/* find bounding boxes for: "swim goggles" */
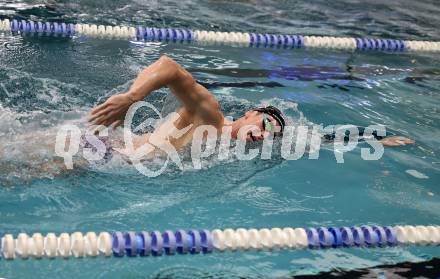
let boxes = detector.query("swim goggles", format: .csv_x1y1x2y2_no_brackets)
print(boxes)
262,113,275,132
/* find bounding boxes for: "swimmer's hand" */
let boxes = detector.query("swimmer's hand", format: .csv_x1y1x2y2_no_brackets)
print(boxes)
379,136,415,147
88,93,135,129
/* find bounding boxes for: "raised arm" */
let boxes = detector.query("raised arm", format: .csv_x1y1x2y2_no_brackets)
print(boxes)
89,55,202,128
128,55,199,106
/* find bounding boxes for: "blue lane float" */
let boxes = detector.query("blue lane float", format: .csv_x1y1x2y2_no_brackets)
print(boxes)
103,229,213,259
1,18,439,52
0,225,439,260
328,227,343,248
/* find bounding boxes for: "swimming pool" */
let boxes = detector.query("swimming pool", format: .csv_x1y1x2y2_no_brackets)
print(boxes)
1,0,440,277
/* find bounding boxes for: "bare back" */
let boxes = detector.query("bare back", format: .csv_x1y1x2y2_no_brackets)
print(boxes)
134,83,224,151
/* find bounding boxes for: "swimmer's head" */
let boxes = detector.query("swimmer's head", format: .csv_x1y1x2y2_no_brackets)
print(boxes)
232,105,285,142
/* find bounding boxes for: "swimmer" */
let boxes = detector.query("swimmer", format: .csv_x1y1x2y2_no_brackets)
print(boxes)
0,56,415,182
89,55,414,154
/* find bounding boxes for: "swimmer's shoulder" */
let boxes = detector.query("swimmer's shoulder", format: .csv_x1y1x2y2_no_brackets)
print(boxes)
196,92,224,128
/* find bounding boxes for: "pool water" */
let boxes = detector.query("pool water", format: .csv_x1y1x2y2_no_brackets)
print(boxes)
1,0,440,278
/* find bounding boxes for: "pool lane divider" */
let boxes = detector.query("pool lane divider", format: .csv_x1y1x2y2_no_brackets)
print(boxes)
1,225,440,260
0,19,440,52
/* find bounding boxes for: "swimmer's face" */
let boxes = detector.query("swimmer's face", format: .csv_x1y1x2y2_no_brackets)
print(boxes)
236,110,280,142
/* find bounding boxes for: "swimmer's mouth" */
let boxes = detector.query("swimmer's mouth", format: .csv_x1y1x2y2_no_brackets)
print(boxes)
247,132,257,142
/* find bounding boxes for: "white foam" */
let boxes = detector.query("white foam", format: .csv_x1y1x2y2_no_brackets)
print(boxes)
0,104,22,137
405,169,429,179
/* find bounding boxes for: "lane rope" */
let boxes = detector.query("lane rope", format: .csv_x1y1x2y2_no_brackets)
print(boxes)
1,19,440,52
1,225,440,260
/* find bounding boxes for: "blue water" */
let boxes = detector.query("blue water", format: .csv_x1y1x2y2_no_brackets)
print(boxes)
1,0,440,278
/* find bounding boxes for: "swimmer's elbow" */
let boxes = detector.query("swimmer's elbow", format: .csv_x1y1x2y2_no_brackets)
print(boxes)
159,55,175,67
159,55,183,76
159,57,194,87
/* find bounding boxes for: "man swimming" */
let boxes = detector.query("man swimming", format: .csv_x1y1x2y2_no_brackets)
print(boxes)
0,56,416,183
89,55,414,154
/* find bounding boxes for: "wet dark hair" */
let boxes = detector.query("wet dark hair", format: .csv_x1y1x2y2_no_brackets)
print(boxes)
253,105,286,133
